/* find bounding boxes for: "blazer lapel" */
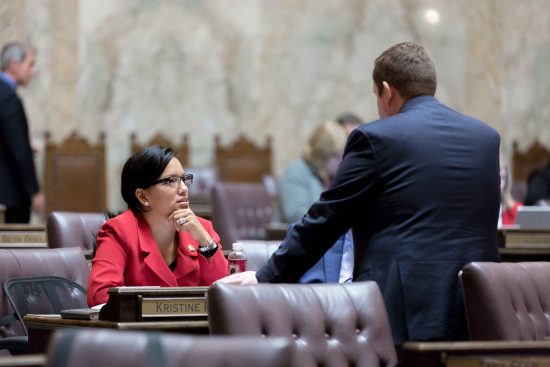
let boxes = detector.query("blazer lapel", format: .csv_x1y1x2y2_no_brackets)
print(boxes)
136,213,178,286
174,231,199,283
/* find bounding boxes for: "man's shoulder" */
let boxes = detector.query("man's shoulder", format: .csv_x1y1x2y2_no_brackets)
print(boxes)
0,79,19,105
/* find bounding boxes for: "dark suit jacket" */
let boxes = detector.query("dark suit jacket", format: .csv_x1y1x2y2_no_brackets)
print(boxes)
0,78,39,218
256,95,501,345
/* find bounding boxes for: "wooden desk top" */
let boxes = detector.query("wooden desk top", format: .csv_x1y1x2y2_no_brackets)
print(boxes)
404,340,550,352
0,224,45,231
24,314,209,332
402,340,550,367
0,354,46,367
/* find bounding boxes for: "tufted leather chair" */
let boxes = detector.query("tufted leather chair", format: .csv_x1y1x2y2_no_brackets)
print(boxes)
46,211,107,251
46,329,292,367
0,248,89,354
461,262,550,340
211,182,273,248
208,282,397,367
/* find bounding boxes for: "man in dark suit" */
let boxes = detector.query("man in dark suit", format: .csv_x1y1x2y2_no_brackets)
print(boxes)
219,42,500,345
0,41,44,223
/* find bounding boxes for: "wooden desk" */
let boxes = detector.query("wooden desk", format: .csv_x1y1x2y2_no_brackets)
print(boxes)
497,228,550,262
0,224,47,249
498,227,550,248
0,354,46,367
401,340,550,367
25,314,209,353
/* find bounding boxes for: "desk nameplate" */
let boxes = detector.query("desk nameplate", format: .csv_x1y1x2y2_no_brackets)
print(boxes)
99,286,209,322
141,297,207,318
0,232,47,244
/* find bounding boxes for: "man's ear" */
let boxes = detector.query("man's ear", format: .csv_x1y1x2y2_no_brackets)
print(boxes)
382,81,393,100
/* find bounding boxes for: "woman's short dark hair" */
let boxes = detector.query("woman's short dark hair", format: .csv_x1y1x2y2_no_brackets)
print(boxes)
121,146,175,211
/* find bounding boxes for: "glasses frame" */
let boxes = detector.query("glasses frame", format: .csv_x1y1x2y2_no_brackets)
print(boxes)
151,174,193,189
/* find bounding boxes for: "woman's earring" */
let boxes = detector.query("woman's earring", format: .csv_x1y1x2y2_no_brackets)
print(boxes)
144,202,149,207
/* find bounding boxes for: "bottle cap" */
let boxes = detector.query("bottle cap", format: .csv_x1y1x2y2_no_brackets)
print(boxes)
232,242,243,251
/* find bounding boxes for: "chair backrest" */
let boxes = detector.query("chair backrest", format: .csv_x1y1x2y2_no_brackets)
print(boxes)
46,329,292,367
44,131,106,215
131,132,190,168
208,282,397,367
0,248,88,339
3,276,87,336
512,141,550,202
211,182,273,248
46,211,107,251
214,135,272,182
461,262,550,340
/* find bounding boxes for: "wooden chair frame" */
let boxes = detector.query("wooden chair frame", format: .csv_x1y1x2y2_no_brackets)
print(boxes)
44,131,106,214
130,132,190,168
214,135,272,182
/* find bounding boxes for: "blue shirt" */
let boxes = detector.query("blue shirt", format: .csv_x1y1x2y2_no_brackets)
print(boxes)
0,72,17,91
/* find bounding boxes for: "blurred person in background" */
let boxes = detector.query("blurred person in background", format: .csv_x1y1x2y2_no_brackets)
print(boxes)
0,41,44,223
279,120,353,283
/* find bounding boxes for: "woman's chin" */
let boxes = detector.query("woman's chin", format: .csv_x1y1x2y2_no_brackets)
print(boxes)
176,201,189,209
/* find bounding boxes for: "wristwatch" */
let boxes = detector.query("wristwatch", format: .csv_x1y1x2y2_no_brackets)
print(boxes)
198,240,218,258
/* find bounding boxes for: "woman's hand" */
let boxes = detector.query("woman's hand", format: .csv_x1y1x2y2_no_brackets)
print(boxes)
171,208,211,244
215,271,258,285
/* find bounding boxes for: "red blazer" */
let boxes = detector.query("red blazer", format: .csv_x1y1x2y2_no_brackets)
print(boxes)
88,209,228,306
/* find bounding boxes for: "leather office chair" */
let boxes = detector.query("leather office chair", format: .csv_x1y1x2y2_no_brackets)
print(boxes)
44,131,106,215
461,262,550,340
46,211,107,252
214,135,272,182
46,329,292,367
211,182,273,248
0,248,89,355
208,282,397,367
131,132,190,168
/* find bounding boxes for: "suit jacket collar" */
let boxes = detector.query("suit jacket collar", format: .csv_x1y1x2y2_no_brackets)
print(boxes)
134,210,198,285
399,95,438,113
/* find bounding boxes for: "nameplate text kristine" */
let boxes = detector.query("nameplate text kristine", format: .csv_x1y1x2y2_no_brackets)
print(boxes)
141,297,207,318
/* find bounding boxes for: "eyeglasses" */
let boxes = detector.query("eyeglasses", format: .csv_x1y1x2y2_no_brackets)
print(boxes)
152,174,193,188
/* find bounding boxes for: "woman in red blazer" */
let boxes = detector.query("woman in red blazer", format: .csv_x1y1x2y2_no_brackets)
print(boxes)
88,146,228,306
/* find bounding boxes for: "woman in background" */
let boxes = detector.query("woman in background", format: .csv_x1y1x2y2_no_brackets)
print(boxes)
279,120,348,222
88,146,227,306
278,121,352,283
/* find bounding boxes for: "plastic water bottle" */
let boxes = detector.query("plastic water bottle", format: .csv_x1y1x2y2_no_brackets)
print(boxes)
228,242,247,274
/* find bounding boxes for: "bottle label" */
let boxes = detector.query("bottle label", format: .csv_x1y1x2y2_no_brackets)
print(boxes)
228,259,247,274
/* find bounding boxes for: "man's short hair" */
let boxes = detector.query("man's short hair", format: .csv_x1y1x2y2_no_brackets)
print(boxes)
1,42,34,71
372,42,437,100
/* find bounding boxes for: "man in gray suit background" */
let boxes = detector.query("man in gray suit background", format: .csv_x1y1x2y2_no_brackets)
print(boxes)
0,41,44,223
